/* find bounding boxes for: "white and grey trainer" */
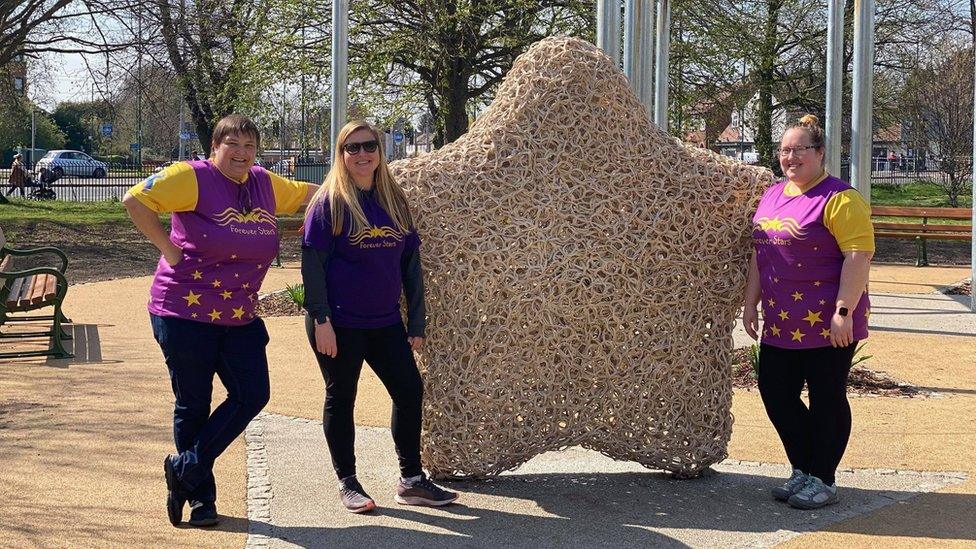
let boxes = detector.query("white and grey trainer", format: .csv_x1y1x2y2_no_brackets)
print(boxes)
788,475,838,509
772,469,809,501
339,476,376,513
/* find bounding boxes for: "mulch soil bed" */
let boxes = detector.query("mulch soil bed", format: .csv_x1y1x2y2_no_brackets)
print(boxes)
255,291,304,317
943,279,972,296
730,347,928,398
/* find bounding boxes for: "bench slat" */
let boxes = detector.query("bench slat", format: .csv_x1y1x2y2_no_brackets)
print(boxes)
5,276,26,307
874,231,972,241
35,274,57,304
872,222,973,233
872,206,972,219
15,275,39,307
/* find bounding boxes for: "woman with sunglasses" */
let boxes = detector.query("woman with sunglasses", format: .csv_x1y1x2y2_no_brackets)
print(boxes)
301,120,458,513
742,114,874,509
123,114,317,527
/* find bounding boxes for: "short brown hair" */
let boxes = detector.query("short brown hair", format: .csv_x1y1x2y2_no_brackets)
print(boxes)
211,114,261,150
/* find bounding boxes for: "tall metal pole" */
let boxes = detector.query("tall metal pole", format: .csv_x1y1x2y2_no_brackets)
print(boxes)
825,0,844,175
596,0,621,66
971,48,976,312
850,0,874,204
330,0,349,162
137,12,143,166
624,0,654,115
30,107,35,170
653,0,671,130
178,101,185,160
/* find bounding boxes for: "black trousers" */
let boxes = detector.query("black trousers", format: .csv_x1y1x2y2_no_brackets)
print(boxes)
305,316,424,480
757,342,857,486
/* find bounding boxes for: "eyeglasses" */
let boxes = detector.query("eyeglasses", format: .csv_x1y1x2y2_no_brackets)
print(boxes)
343,140,379,155
238,181,253,214
777,146,818,157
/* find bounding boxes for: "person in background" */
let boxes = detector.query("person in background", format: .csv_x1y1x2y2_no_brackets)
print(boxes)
742,114,874,510
301,120,458,513
6,154,28,197
123,114,317,527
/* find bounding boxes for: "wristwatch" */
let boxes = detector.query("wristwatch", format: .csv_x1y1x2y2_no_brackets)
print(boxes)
837,307,849,317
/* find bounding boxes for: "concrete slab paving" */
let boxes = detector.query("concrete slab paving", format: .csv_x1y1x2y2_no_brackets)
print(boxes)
245,412,966,549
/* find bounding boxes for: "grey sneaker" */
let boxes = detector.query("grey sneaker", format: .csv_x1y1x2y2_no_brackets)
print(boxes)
395,474,459,506
772,469,809,501
788,475,838,509
339,476,376,513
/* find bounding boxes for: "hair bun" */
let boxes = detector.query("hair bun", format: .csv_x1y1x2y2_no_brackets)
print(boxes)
799,114,820,128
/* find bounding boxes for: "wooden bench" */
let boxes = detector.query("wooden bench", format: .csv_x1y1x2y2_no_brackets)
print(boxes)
274,216,305,267
871,206,973,267
0,228,73,359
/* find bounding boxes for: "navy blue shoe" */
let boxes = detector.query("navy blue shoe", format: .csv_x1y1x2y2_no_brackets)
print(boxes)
188,501,219,527
163,455,190,526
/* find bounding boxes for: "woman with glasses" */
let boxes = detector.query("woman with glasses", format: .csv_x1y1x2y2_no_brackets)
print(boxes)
301,120,458,513
742,114,874,509
123,114,317,527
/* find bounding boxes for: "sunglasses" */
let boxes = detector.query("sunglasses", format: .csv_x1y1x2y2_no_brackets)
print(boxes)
343,140,379,155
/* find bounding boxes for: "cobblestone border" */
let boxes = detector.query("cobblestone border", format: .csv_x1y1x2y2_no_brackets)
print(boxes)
245,412,274,549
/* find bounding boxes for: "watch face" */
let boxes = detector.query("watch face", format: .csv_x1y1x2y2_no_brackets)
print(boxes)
838,307,849,317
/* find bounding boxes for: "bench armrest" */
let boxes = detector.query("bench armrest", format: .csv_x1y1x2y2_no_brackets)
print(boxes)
0,246,69,274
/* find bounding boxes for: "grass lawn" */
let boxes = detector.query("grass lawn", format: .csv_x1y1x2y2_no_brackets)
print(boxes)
872,181,972,209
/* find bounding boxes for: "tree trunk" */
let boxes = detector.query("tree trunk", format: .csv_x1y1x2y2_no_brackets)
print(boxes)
440,70,470,144
755,0,781,174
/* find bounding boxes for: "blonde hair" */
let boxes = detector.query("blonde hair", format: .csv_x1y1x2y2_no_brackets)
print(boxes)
304,120,413,237
785,114,826,167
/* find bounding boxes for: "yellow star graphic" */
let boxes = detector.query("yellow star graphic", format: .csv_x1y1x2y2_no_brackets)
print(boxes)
864,308,871,319
257,264,263,269
231,307,246,320
802,310,823,327
183,290,202,306
777,310,789,321
234,273,240,278
791,291,803,302
221,290,233,300
208,309,222,321
767,298,775,308
191,313,198,318
211,279,222,288
813,280,822,287
231,254,238,259
797,263,803,268
242,283,250,289
773,277,780,283
819,299,826,305
790,328,805,342
248,293,256,302
191,270,203,280
770,324,781,337
820,328,831,339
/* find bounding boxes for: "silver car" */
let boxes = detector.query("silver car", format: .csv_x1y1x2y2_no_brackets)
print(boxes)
35,150,109,178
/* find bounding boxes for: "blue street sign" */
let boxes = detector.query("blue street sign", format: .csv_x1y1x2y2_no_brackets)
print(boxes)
180,131,192,140
393,130,404,144
130,143,140,151
101,123,113,137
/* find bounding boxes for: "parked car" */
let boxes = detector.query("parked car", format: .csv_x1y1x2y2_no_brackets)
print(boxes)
35,150,109,178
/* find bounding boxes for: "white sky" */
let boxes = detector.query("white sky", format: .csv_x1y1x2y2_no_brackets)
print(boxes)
34,52,96,110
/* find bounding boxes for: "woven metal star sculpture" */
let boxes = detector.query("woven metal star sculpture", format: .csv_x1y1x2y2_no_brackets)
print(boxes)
391,36,772,479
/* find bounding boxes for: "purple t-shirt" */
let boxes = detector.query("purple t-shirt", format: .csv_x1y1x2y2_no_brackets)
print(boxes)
752,176,870,349
145,161,280,326
302,190,420,329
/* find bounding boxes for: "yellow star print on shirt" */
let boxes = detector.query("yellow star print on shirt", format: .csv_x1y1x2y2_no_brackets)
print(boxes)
767,298,776,308
191,270,203,280
778,310,789,321
790,328,805,342
770,324,782,337
813,281,822,287
211,279,222,288
220,290,233,300
208,309,222,321
802,310,823,327
820,328,831,339
232,307,246,320
183,290,202,306
791,291,803,302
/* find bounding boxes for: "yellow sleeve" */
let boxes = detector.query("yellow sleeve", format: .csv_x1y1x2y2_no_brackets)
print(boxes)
126,162,198,213
823,189,875,252
269,171,309,215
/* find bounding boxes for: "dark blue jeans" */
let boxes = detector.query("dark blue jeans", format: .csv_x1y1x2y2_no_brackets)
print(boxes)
151,314,271,503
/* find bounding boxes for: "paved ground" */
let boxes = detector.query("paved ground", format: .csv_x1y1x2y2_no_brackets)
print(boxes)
0,263,974,547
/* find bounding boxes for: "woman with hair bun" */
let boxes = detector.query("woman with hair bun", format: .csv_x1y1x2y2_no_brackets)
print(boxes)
742,114,875,509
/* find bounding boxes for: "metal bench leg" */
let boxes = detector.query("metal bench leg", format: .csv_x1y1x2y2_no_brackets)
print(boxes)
915,237,929,267
49,302,74,359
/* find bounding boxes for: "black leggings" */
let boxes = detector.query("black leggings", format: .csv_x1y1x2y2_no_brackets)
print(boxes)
757,342,856,486
305,316,424,480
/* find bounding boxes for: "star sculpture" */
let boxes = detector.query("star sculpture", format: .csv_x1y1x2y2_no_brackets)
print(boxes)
390,37,772,479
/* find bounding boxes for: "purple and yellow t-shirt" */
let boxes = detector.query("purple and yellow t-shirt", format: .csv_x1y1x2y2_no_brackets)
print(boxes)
302,190,420,329
128,160,308,326
752,173,874,350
